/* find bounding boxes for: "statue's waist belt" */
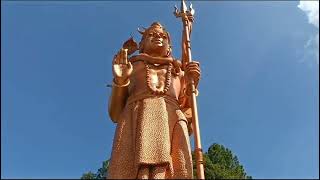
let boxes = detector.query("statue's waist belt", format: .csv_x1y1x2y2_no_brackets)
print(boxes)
127,93,180,107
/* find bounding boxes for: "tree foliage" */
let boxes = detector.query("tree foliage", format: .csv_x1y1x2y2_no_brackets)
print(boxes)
81,143,251,179
80,171,96,179
81,159,109,179
193,143,252,179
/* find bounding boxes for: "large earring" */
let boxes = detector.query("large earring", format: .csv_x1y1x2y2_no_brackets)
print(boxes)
166,47,172,57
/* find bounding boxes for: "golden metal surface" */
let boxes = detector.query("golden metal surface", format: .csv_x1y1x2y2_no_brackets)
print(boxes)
107,21,201,179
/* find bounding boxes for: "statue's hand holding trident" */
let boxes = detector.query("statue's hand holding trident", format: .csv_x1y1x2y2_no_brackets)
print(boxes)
112,48,133,86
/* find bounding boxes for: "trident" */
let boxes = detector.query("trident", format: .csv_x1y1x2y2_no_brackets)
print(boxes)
174,0,205,179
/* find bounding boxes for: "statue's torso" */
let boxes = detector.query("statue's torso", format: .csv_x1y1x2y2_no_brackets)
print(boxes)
128,61,182,100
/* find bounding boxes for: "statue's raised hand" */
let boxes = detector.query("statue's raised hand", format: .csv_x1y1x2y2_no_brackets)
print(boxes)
112,48,133,85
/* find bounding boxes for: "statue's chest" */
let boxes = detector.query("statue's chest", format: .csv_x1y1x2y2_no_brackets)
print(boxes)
148,68,167,86
145,63,172,95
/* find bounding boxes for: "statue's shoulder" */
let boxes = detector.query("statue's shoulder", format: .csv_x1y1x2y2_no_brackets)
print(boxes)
130,60,146,74
131,60,144,67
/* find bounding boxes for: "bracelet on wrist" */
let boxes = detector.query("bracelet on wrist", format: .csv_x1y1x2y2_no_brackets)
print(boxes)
113,78,130,87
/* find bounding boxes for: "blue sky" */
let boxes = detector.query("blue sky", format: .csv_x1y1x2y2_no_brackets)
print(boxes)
1,1,319,179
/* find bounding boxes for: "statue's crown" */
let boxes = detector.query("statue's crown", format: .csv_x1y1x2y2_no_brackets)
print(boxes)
149,22,164,30
138,22,167,35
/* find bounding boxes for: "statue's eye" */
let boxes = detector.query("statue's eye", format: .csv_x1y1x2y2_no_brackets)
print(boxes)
162,35,167,39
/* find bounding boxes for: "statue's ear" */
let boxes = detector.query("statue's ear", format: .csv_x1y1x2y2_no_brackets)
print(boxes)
166,31,172,45
166,46,172,57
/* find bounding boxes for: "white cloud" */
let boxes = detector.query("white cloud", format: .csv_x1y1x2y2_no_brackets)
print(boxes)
298,0,319,64
298,0,319,28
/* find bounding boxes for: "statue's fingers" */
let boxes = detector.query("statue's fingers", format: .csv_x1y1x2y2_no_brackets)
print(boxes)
186,64,200,71
112,55,116,65
113,53,120,65
119,49,125,64
117,49,124,64
127,61,133,69
112,64,119,77
187,67,201,75
192,60,200,65
188,65,201,70
188,65,200,69
189,69,201,75
119,48,128,64
123,49,128,64
187,63,197,67
190,61,200,67
127,62,133,74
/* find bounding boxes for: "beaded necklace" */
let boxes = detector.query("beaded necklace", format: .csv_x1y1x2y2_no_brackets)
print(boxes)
145,62,173,95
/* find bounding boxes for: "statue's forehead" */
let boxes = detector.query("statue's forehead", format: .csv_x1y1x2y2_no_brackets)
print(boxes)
148,26,165,33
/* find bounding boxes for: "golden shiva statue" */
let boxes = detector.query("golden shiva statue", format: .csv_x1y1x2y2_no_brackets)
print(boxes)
107,22,200,179
107,1,205,179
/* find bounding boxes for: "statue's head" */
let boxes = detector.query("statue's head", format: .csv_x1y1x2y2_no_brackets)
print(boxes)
138,22,172,57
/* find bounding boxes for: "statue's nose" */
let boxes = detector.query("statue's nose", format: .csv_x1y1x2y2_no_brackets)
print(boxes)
154,33,161,38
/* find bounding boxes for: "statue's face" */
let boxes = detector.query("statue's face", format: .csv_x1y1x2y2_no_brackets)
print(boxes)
142,27,170,57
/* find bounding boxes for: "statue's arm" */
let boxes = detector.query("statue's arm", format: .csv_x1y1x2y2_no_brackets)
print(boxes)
178,71,194,135
178,61,201,135
108,79,130,123
108,48,132,123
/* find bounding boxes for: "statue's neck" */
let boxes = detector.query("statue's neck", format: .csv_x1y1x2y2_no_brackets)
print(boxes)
129,53,173,65
142,48,168,58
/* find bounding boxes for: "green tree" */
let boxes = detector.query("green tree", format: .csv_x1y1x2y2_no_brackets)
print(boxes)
81,159,109,179
81,171,96,179
96,159,110,178
81,143,252,179
193,143,252,179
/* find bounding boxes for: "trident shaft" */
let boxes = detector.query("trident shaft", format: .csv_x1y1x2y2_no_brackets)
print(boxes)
174,0,205,179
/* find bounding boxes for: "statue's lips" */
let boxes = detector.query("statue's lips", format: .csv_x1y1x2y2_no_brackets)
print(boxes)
152,40,163,46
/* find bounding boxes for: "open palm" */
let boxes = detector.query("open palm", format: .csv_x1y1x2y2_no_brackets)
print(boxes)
112,48,133,85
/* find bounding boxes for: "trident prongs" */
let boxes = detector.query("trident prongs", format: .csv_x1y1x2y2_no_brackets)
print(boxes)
174,5,180,17
181,0,188,12
189,3,195,15
173,0,195,20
